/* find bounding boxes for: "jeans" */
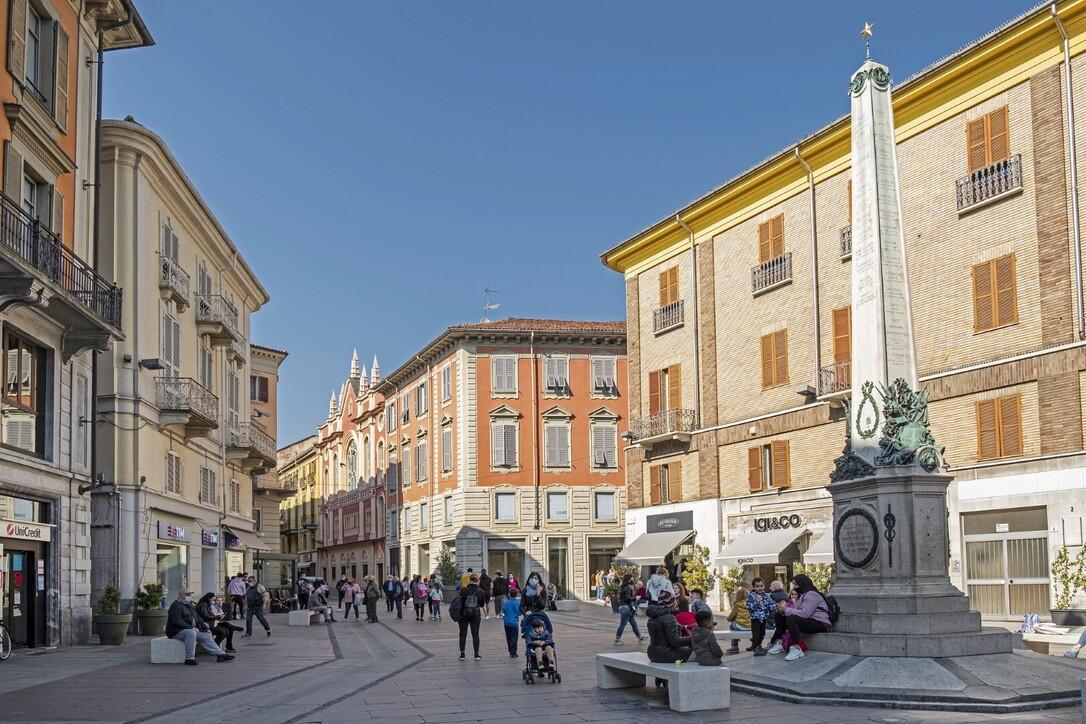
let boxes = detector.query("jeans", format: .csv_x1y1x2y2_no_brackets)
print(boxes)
770,612,787,644
504,624,519,656
298,591,309,610
615,605,641,639
729,620,750,649
310,605,333,621
596,586,604,600
346,600,360,619
246,606,270,635
229,594,244,619
785,615,826,648
172,628,224,659
386,593,395,612
431,601,441,619
458,614,481,656
394,598,403,619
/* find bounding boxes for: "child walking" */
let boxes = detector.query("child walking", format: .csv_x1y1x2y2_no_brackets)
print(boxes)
502,589,521,658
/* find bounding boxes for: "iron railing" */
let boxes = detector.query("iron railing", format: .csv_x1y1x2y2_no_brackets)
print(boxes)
228,421,276,461
156,377,218,421
159,256,190,304
653,299,685,334
956,154,1022,212
229,335,248,364
818,360,851,396
0,192,122,328
840,226,852,258
630,409,697,440
195,294,240,336
751,252,792,294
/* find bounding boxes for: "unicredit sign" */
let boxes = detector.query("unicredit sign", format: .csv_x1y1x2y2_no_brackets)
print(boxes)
3,520,51,542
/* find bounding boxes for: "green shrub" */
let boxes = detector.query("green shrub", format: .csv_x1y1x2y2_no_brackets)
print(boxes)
794,562,835,593
682,545,716,595
134,582,165,610
435,544,461,587
96,584,122,616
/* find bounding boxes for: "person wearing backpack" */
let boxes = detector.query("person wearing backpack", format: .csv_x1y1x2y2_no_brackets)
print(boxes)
455,573,484,660
775,574,832,661
412,575,429,622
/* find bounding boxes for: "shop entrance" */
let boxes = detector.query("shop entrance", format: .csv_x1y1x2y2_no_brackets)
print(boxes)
4,544,44,647
487,539,525,582
587,537,623,597
963,506,1049,619
156,543,188,602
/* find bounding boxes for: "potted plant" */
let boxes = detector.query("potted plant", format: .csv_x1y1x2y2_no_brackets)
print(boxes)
794,562,835,593
681,545,717,607
1050,545,1086,626
94,584,132,645
719,565,747,609
435,544,461,603
134,583,167,635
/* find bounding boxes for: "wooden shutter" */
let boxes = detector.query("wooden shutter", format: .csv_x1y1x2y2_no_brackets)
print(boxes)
758,219,771,262
972,260,995,331
51,189,63,237
667,364,682,410
161,312,174,376
592,424,607,467
592,358,605,390
7,0,26,82
773,329,788,386
747,447,763,492
999,395,1023,457
558,425,570,466
668,462,683,503
967,117,988,173
993,254,1018,327
658,270,668,306
770,440,791,488
3,142,23,198
770,214,784,258
648,370,661,414
54,25,68,129
658,267,679,306
545,425,559,466
442,427,452,471
504,424,517,466
832,307,851,364
259,376,269,402
760,334,774,388
976,399,999,460
603,426,616,467
986,106,1009,165
649,466,661,505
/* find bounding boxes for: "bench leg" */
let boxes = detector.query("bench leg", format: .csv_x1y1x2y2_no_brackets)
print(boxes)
597,663,646,689
667,669,731,713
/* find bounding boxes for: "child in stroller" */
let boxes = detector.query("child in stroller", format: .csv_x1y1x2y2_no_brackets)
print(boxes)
520,611,561,684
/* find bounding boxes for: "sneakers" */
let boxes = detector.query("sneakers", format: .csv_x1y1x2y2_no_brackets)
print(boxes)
474,654,482,660
265,629,272,637
216,654,236,663
225,647,237,653
638,635,647,642
752,646,768,657
784,647,805,662
726,646,740,654
1064,647,1081,658
613,639,623,646
184,659,198,666
767,643,785,655
459,652,465,660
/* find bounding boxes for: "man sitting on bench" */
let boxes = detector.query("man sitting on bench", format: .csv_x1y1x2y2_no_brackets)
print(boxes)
166,587,235,665
308,584,337,622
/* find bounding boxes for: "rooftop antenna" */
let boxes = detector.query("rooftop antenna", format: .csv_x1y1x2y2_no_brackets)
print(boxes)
482,288,501,322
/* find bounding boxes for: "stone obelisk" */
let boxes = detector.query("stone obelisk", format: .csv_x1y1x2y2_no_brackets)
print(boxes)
820,49,1011,658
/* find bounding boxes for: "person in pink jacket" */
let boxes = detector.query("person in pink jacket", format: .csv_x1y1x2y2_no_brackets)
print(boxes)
778,574,831,661
342,579,363,620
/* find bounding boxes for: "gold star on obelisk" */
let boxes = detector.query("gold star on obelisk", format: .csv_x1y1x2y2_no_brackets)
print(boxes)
861,22,874,59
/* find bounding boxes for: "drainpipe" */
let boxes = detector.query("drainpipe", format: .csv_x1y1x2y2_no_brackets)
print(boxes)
795,147,821,387
530,332,541,530
1052,4,1085,340
674,214,700,425
415,355,433,539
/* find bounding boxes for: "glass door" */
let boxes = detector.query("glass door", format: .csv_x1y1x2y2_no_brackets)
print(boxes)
965,534,1049,618
5,550,32,645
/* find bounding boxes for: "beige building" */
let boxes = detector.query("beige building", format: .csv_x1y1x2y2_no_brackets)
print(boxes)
278,434,320,576
603,1,1086,619
92,119,272,606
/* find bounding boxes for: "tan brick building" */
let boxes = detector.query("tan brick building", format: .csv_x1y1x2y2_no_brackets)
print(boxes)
603,1,1086,619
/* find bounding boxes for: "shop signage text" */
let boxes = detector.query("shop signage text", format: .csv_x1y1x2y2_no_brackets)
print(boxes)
754,514,803,532
646,510,694,533
3,520,51,542
157,522,190,543
201,529,219,547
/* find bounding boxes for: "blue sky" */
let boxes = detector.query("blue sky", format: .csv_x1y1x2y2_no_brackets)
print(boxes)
103,1,1035,444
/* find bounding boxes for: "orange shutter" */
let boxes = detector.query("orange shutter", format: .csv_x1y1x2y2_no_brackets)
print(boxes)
987,106,1009,165
976,399,999,460
972,261,994,331
760,334,774,388
747,447,763,492
648,370,661,415
999,395,1023,457
770,214,784,258
771,440,791,488
668,462,683,503
832,307,851,363
773,329,788,386
967,117,988,173
658,271,668,307
993,254,1018,327
668,267,679,306
758,220,772,263
667,364,682,410
649,466,661,505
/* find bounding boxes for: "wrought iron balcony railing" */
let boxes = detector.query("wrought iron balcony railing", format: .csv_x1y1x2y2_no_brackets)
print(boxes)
751,252,792,295
159,256,190,307
840,226,852,259
818,360,851,396
229,335,248,364
630,409,697,441
956,154,1022,212
227,421,276,462
156,377,218,421
0,192,122,328
653,299,685,334
196,294,240,336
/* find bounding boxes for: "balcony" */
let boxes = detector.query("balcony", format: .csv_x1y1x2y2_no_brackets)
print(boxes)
156,377,218,440
653,299,685,335
226,421,276,473
840,226,852,259
195,294,241,346
0,192,122,359
751,252,792,296
956,154,1023,213
630,409,697,448
158,256,190,309
818,360,851,399
229,335,248,365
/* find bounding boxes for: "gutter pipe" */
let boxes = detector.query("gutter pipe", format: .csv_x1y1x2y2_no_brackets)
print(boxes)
794,148,821,389
674,214,701,425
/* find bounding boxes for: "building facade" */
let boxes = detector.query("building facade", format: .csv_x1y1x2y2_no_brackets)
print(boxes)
603,0,1086,618
277,434,320,575
92,119,272,609
249,343,293,587
0,0,151,647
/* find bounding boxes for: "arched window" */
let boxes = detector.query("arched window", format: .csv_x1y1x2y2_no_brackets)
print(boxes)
376,496,385,537
346,443,358,490
363,437,372,481
377,442,385,481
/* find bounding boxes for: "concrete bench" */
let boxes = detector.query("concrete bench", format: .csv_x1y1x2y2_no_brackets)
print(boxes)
714,629,754,641
150,636,186,664
596,651,729,713
288,609,324,626
554,599,580,612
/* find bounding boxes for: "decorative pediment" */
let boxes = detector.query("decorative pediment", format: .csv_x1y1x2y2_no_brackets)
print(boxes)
489,404,521,419
400,435,410,446
440,413,453,426
588,406,620,421
416,427,428,438
541,405,572,420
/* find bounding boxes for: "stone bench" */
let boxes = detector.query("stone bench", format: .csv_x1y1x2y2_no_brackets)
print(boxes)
714,628,754,640
554,599,580,612
596,651,729,713
288,609,324,626
150,636,186,664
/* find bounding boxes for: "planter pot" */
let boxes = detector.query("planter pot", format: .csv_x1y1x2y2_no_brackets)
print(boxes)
137,609,168,636
95,613,133,645
444,589,458,604
1050,609,1086,626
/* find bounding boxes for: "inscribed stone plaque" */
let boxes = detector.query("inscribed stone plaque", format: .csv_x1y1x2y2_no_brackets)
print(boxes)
835,508,879,569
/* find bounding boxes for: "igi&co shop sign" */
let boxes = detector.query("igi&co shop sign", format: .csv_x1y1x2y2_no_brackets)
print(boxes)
754,514,803,532
2,520,52,542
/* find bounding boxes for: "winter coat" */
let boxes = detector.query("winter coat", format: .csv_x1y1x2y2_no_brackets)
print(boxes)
365,582,380,602
492,576,508,597
726,598,751,629
479,575,492,596
646,574,674,603
341,583,361,604
166,599,206,638
785,591,831,628
746,590,775,621
645,603,692,663
458,583,483,619
690,626,723,666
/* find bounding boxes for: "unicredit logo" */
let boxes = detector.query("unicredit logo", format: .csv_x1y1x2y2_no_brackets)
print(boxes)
6,522,43,539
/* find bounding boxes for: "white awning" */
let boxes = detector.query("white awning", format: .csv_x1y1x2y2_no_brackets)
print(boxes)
225,528,263,551
803,532,834,564
614,530,693,566
716,528,806,567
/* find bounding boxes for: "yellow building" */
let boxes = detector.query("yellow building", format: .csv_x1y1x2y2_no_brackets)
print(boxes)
278,435,321,577
603,1,1086,619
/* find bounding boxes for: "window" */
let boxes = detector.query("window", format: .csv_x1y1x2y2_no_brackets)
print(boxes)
977,394,1023,460
495,492,516,522
377,442,385,481
230,479,240,513
592,357,617,395
21,175,36,218
760,330,788,388
415,383,428,416
197,261,213,298
544,422,571,468
363,437,371,481
441,366,452,403
200,467,217,505
253,509,262,532
162,221,179,262
25,7,40,98
227,370,240,428
544,356,568,393
346,442,358,490
547,491,568,522
591,421,618,469
386,400,397,431
402,446,410,486
658,266,679,307
758,215,785,262
10,1,67,125
416,440,428,482
420,502,428,530
492,356,517,394
165,453,182,494
74,373,87,467
831,307,851,387
967,106,1009,172
250,375,269,403
161,311,181,377
648,364,681,414
389,508,398,538
747,440,791,492
198,345,213,390
972,254,1018,332
444,496,453,525
2,329,46,455
401,393,410,425
649,463,682,505
491,420,517,468
595,492,616,522
441,424,453,473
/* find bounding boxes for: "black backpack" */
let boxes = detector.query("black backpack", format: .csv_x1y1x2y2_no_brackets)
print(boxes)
821,594,841,625
463,592,479,616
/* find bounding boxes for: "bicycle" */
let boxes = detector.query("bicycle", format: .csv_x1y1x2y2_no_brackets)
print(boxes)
269,591,295,614
0,620,12,661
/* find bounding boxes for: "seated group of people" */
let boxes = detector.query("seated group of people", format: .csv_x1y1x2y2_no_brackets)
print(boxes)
166,588,239,665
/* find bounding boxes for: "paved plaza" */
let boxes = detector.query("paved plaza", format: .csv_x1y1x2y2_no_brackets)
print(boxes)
0,604,1080,724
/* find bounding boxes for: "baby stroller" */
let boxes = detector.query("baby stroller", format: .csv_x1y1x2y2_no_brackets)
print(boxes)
520,611,561,685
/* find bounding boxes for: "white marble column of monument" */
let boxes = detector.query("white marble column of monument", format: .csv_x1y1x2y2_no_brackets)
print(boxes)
848,59,920,466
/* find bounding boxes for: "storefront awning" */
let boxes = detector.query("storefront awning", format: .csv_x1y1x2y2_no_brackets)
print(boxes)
224,528,263,551
803,532,834,564
716,528,807,567
614,530,693,566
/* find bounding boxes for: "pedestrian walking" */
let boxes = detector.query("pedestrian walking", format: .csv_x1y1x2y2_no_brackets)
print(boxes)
298,576,312,610
384,575,397,613
243,575,272,637
227,572,246,620
491,569,508,615
479,569,492,620
342,578,362,620
454,573,483,660
502,588,521,657
364,576,380,622
429,578,444,621
613,574,646,645
412,575,428,621
335,574,348,610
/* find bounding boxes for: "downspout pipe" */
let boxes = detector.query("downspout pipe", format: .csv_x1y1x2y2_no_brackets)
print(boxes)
674,214,700,425
530,332,540,530
794,148,821,387
1052,4,1085,341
